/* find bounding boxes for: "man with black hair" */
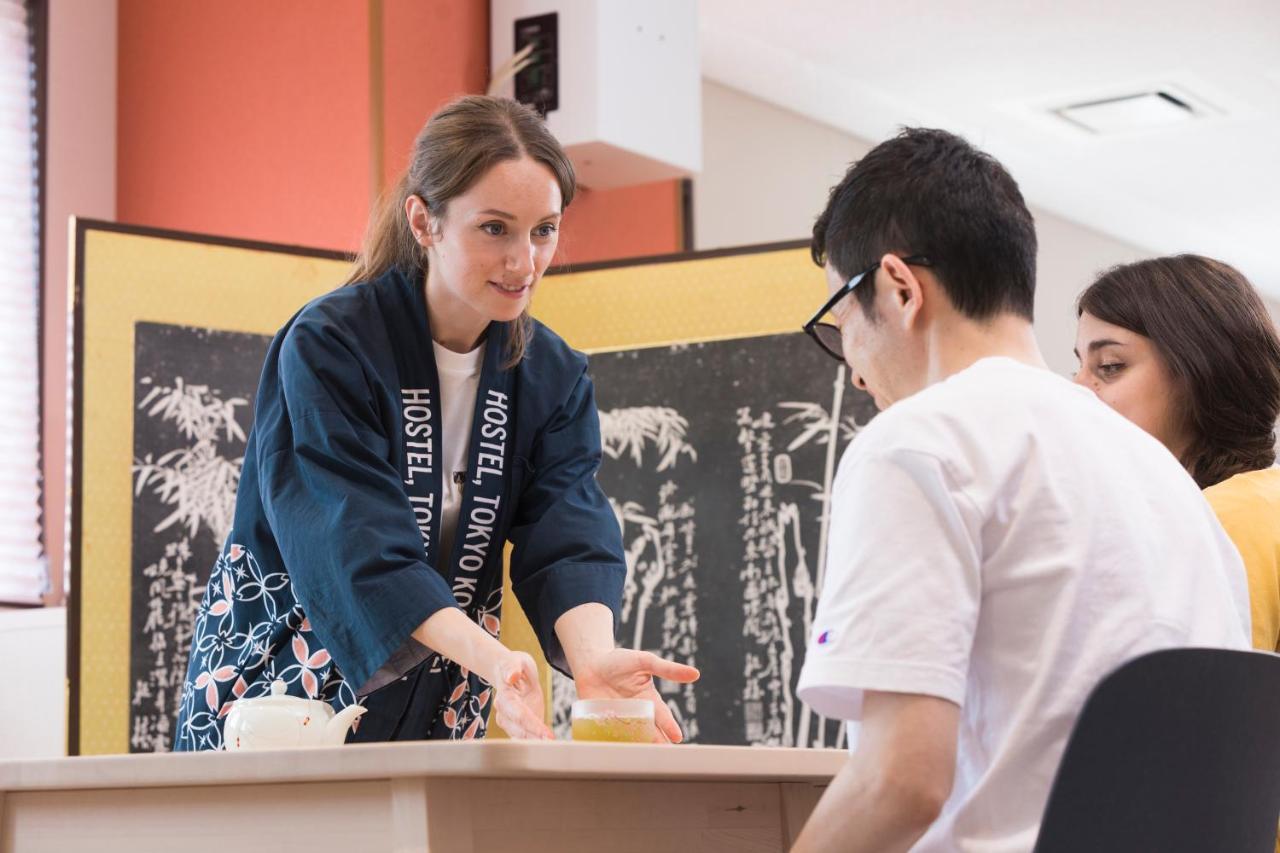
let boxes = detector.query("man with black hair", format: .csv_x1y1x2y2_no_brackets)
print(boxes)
791,128,1249,852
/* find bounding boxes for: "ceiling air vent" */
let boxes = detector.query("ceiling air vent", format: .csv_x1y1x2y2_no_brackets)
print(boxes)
1053,90,1202,134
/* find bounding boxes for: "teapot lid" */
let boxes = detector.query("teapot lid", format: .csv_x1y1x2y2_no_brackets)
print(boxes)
236,679,332,713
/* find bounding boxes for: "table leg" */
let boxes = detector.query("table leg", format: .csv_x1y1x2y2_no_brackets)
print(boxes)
779,782,826,846
390,778,428,853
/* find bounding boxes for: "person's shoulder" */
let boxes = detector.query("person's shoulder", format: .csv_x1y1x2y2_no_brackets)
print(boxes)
522,318,589,382
1206,467,1280,503
930,356,1068,407
1205,468,1280,531
851,361,1011,454
850,358,1096,473
281,269,397,357
293,271,385,332
512,319,593,431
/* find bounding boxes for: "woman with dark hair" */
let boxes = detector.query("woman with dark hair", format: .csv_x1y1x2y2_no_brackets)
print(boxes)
173,95,697,750
1074,254,1280,652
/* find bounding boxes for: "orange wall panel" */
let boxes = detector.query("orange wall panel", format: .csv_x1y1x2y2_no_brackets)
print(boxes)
558,181,685,266
117,0,373,251
379,0,490,189
116,0,681,258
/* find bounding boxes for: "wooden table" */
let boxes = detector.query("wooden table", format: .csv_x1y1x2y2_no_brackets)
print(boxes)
0,741,844,852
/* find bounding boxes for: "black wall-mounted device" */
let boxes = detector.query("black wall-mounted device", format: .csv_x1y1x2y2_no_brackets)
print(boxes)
514,12,559,115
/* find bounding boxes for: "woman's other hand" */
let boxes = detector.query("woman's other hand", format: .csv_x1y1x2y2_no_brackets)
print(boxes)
414,608,553,739
492,650,554,740
573,648,700,743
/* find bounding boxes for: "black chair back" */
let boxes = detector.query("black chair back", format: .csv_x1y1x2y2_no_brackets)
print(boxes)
1033,647,1280,853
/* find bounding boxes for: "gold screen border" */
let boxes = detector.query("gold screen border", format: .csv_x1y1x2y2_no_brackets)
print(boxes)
68,218,826,755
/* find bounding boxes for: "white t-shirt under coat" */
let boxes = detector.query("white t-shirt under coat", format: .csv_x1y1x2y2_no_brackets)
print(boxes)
432,339,484,568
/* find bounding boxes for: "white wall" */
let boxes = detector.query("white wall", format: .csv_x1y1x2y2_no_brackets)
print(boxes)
0,606,66,758
695,82,857,253
695,81,1270,376
43,0,118,606
5,0,120,759
1030,215,1149,375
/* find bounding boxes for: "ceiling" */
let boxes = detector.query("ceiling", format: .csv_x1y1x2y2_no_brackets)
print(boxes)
698,0,1280,299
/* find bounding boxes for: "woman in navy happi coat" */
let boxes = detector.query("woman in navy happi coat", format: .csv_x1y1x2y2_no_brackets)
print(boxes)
174,96,698,750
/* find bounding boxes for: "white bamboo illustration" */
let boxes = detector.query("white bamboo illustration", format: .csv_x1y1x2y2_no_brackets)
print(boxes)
778,364,848,748
595,405,698,736
131,371,251,753
133,378,247,544
609,494,671,653
600,406,697,471
631,524,667,651
600,406,696,647
612,499,657,623
772,502,799,745
817,366,849,593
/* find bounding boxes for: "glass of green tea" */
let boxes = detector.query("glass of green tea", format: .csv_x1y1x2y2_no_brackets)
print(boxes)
570,699,656,743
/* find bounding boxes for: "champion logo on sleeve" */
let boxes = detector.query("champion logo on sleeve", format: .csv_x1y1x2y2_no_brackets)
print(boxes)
816,629,836,646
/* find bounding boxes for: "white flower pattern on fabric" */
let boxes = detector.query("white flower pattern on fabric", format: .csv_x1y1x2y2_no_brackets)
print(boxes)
174,542,356,751
431,586,502,740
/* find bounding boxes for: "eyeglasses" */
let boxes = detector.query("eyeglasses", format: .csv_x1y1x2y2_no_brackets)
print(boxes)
802,255,934,362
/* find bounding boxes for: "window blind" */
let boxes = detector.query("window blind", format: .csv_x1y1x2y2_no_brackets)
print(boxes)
0,0,46,604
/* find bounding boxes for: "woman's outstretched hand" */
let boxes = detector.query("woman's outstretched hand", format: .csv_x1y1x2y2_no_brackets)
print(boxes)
573,648,700,743
413,608,553,740
491,650,554,740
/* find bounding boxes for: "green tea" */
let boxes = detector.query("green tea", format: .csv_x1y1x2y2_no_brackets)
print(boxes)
570,715,654,743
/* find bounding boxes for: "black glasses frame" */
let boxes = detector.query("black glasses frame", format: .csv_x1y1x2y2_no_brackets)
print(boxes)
802,254,934,362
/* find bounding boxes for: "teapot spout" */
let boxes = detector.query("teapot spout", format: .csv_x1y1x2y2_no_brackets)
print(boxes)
326,703,367,745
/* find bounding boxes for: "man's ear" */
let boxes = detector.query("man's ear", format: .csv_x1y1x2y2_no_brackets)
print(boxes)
405,195,436,248
881,253,925,331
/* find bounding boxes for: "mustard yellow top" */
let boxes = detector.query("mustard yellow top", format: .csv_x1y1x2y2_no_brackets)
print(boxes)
1205,469,1280,853
1204,467,1280,652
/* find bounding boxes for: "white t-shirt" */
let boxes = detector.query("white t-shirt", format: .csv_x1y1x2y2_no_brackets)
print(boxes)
796,357,1250,853
432,340,484,568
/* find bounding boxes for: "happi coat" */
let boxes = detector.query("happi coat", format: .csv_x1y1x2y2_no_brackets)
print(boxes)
174,265,625,750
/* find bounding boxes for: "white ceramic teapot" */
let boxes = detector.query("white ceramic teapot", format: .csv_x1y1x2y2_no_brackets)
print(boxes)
223,680,366,750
